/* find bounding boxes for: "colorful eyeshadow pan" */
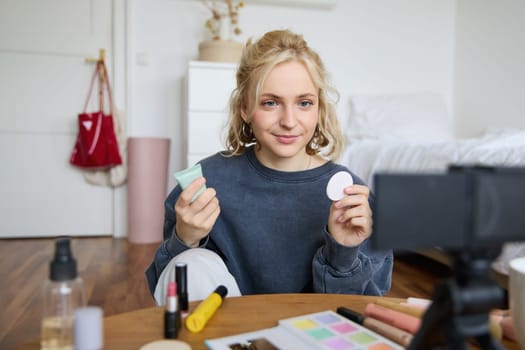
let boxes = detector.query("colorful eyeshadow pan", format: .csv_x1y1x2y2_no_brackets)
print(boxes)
323,337,354,350
307,328,334,340
349,331,376,345
314,313,340,324
331,322,358,334
292,319,318,330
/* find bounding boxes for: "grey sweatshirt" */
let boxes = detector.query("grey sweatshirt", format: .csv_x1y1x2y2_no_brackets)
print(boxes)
146,147,392,296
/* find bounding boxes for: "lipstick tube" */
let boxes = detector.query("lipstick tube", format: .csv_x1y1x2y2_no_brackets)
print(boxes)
176,263,189,316
164,281,181,338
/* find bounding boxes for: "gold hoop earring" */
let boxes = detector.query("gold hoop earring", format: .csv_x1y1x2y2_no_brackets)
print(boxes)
309,125,320,151
241,122,254,140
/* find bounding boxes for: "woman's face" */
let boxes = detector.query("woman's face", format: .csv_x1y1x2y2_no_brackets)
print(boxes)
247,60,319,171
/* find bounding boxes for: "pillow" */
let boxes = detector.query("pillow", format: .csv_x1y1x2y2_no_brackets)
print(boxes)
345,93,454,143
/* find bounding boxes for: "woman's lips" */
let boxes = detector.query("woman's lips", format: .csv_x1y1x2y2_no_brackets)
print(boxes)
275,134,298,144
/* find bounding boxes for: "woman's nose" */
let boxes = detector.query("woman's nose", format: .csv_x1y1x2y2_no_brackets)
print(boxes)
279,105,297,128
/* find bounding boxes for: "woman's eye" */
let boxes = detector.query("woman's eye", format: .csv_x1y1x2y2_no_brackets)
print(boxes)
299,100,313,108
262,100,277,107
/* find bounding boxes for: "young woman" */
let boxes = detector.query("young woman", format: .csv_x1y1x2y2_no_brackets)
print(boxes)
146,29,392,304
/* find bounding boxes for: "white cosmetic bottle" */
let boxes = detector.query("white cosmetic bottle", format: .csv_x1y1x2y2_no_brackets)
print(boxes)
41,237,86,350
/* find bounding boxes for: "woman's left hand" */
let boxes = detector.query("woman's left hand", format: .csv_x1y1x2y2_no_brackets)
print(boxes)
327,184,373,247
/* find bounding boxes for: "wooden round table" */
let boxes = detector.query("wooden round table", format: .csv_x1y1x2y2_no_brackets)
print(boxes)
18,294,518,349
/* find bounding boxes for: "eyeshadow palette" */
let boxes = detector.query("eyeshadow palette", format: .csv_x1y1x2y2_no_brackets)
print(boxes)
205,310,403,350
279,311,403,350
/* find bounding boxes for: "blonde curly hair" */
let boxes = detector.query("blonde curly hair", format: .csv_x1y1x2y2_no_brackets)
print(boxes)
225,29,344,161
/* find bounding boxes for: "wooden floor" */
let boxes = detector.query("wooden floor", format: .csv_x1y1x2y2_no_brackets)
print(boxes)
0,237,453,350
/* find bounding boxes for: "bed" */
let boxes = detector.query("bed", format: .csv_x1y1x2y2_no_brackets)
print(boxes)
337,93,525,278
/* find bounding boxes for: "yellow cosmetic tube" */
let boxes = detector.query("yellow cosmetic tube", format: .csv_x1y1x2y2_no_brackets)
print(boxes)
185,285,228,333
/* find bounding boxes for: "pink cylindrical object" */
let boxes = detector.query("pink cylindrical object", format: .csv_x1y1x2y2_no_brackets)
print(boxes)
364,302,421,334
127,137,170,244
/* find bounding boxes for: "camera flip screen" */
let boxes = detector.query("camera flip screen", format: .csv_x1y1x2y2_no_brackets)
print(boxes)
371,167,525,251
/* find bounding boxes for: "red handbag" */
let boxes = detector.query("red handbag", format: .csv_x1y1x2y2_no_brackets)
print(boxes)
70,61,122,169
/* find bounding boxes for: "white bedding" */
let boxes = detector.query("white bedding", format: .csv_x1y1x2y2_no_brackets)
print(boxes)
341,128,525,188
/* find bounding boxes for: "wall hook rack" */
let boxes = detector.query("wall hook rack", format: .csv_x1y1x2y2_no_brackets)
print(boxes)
85,48,106,82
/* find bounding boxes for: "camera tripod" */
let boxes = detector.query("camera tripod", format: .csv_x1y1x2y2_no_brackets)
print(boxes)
407,248,508,350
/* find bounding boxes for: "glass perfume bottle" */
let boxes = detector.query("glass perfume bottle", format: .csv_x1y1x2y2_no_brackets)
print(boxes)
41,237,86,350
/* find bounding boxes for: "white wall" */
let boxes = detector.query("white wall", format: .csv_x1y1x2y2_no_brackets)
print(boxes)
129,0,456,189
453,0,525,137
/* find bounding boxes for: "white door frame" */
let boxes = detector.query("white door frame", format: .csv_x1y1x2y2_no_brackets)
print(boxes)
111,0,135,238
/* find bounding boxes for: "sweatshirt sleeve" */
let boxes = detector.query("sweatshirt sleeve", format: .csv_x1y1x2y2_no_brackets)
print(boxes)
312,173,393,296
312,229,393,296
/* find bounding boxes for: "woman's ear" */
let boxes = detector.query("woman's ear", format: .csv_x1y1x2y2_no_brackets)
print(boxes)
240,107,249,123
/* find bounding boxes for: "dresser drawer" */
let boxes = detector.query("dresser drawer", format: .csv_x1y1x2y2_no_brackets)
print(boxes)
187,112,227,154
187,62,237,112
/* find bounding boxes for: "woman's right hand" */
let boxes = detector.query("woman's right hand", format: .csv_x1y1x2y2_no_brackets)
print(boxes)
174,177,220,247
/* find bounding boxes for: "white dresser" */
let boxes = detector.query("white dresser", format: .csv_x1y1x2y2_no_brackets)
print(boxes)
184,61,238,167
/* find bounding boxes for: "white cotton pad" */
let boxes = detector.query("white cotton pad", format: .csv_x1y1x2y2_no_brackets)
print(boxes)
326,171,354,201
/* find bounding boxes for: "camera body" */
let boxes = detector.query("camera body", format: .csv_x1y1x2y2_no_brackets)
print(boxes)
371,165,525,252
